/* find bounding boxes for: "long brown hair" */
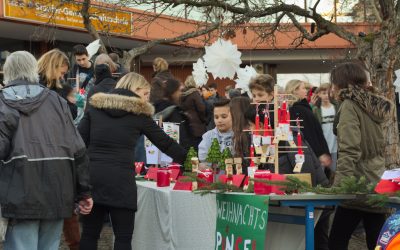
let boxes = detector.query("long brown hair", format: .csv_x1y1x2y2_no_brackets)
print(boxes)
330,62,368,90
230,97,251,157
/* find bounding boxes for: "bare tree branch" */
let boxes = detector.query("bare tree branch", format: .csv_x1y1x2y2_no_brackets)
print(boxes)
80,0,107,53
125,21,221,69
378,0,392,20
368,0,383,23
286,12,329,42
135,0,358,45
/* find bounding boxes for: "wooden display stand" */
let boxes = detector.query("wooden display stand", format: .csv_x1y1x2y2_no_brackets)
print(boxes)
248,85,312,187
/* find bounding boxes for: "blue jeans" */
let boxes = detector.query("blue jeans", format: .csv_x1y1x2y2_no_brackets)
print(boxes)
4,219,63,250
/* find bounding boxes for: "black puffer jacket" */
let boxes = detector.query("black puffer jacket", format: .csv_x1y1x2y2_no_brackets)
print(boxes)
0,80,91,219
78,89,187,210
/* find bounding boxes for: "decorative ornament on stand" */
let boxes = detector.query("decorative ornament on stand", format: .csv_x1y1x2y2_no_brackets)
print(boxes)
235,65,258,96
192,58,209,87
86,39,101,60
394,69,400,102
203,38,242,80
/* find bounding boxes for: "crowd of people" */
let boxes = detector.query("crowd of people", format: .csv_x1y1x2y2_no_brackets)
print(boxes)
0,46,394,250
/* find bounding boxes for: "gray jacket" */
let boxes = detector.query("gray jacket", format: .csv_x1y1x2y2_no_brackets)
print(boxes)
0,80,91,219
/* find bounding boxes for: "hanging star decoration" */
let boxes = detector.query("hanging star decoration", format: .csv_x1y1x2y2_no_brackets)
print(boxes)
203,38,242,80
86,39,101,60
192,58,209,87
235,65,258,96
394,69,400,102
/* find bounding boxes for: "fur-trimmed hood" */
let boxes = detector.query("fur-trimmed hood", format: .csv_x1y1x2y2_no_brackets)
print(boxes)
339,85,393,123
89,89,154,117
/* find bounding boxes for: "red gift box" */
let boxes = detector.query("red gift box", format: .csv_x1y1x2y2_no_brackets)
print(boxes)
254,170,286,195
375,180,400,194
218,174,245,188
167,163,182,181
144,167,158,180
198,169,213,188
173,176,193,191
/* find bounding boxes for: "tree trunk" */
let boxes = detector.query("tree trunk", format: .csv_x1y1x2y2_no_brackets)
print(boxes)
357,31,400,169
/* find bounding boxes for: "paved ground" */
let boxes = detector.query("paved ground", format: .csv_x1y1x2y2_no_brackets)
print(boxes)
0,224,366,250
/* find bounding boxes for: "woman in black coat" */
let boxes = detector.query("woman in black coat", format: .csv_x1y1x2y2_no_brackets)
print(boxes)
78,72,187,250
285,80,332,168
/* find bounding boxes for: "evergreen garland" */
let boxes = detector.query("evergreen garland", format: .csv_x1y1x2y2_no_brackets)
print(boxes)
181,174,399,207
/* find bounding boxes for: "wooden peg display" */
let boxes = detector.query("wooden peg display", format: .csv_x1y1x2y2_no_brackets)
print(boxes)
191,157,199,173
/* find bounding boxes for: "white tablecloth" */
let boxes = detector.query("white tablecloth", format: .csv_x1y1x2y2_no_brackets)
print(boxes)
132,181,321,250
132,181,216,250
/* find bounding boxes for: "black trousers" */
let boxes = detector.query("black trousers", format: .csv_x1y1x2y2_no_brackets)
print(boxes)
328,206,386,250
80,204,135,250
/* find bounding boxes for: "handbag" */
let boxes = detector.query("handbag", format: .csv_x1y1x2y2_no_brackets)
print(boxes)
0,206,8,242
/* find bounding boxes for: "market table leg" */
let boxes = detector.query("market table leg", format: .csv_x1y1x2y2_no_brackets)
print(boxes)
305,205,315,250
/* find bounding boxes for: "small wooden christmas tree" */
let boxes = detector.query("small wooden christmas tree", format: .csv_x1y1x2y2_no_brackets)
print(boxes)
184,147,198,171
219,147,232,170
206,138,222,165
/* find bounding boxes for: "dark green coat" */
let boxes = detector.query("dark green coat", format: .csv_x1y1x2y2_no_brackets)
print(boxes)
333,85,393,212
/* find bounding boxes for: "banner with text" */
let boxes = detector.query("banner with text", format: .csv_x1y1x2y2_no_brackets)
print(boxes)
3,0,132,34
215,194,269,250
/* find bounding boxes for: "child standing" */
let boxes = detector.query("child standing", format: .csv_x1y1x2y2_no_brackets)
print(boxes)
313,83,338,172
198,99,233,161
285,80,332,168
328,62,393,250
249,74,275,127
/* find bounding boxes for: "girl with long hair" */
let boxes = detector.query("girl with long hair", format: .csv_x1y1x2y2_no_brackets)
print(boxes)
328,63,393,250
38,49,77,120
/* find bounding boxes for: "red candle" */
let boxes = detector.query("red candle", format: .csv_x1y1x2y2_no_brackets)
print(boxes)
297,133,303,154
255,114,260,135
157,169,171,187
250,145,255,167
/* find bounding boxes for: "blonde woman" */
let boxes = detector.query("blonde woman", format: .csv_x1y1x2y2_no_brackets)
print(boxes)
38,49,69,89
285,80,331,168
150,57,175,103
78,72,186,250
38,49,77,119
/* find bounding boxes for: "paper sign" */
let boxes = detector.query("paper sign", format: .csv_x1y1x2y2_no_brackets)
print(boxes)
160,122,180,164
253,135,262,146
381,169,400,180
145,137,160,165
215,194,269,250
